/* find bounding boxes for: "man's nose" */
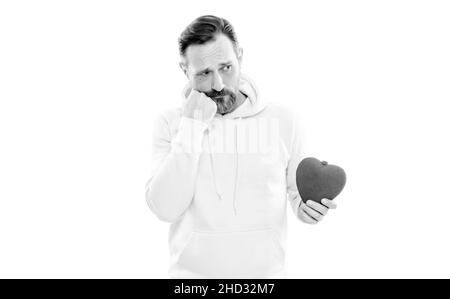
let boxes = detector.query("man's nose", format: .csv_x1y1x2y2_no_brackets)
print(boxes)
211,71,224,91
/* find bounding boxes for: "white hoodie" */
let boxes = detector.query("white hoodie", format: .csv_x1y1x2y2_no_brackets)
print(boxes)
145,74,305,278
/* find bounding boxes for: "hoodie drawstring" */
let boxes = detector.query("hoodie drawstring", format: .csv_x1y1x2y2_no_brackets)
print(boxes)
233,117,242,215
207,118,242,216
207,128,223,201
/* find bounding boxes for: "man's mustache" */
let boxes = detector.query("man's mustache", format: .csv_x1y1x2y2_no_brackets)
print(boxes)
205,89,235,99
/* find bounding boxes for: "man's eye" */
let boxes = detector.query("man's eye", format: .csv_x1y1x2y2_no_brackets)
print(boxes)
223,65,232,71
196,72,208,78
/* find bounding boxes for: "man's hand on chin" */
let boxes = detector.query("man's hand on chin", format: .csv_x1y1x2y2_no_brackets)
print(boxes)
182,89,217,123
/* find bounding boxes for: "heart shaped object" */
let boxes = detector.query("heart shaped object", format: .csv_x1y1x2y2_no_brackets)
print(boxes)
296,157,346,204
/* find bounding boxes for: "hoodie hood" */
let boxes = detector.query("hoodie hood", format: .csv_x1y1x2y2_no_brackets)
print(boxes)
181,73,268,215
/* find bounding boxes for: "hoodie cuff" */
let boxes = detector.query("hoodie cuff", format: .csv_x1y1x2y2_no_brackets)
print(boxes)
171,117,209,154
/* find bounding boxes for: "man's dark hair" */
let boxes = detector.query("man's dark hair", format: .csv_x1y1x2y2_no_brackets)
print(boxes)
178,15,239,57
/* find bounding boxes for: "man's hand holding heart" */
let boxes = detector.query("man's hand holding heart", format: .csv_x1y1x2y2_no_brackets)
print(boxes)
298,198,337,224
296,157,346,224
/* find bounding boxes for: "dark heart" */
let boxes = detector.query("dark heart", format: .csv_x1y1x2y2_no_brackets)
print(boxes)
296,157,346,205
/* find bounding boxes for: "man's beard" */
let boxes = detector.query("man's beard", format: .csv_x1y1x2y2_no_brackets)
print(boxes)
205,89,238,115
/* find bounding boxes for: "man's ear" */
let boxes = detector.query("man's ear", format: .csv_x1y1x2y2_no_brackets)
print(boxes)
237,47,243,67
179,61,189,78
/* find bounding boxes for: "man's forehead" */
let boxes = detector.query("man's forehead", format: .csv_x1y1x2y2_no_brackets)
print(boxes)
185,35,236,71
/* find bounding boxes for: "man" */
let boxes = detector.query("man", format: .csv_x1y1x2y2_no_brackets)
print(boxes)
145,15,337,279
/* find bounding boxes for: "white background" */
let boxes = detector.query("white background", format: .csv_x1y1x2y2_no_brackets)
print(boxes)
1,0,449,278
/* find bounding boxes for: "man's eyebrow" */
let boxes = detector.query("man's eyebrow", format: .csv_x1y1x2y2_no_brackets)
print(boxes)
195,61,233,75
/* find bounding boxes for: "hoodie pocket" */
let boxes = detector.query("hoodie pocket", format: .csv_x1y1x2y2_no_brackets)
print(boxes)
176,228,284,278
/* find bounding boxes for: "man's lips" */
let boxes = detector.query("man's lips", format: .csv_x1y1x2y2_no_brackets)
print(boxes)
213,96,226,101
214,94,231,99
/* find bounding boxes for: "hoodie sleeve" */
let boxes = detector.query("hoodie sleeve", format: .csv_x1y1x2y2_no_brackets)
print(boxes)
286,112,308,222
145,112,208,223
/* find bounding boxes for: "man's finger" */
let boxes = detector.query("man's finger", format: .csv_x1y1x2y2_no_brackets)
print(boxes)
321,198,337,209
299,209,318,224
301,205,323,221
306,200,328,216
